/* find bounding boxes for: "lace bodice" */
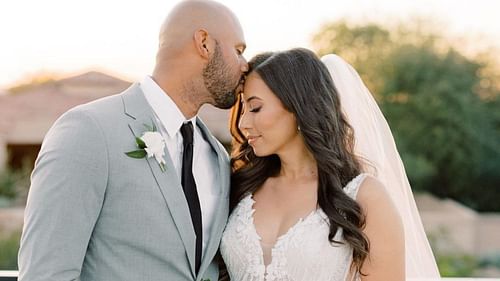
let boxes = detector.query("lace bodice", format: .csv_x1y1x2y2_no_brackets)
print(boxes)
220,174,367,281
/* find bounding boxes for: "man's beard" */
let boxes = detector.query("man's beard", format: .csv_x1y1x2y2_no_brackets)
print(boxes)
202,42,240,109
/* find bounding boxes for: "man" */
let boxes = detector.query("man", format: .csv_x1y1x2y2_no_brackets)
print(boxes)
18,0,248,280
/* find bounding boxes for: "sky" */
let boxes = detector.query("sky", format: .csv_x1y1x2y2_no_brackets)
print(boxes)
1,0,499,90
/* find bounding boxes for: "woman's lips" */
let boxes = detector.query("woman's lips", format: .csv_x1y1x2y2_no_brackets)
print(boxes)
247,135,260,145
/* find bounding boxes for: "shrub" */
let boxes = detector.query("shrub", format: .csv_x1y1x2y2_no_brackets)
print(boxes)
0,231,21,270
437,253,479,277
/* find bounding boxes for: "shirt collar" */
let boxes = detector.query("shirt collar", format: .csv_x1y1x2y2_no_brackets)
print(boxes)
140,75,197,138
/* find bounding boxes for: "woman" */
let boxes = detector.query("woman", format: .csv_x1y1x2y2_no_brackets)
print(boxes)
220,48,439,280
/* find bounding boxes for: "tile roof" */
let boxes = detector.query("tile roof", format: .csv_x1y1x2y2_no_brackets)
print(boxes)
0,71,231,143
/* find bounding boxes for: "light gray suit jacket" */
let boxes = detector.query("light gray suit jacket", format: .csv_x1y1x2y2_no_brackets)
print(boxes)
18,84,230,281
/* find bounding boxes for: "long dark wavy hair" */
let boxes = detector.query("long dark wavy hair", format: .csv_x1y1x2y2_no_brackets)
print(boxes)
229,48,369,273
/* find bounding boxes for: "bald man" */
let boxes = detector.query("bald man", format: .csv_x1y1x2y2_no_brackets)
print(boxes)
18,1,248,280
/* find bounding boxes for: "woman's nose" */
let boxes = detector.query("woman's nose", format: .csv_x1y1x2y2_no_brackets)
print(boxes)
238,111,251,132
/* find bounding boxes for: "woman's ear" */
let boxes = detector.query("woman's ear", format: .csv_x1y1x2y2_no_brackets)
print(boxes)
194,29,211,59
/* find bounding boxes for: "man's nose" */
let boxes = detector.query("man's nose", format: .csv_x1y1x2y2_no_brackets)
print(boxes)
241,58,249,72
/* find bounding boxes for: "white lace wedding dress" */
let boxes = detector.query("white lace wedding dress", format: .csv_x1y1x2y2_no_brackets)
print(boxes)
220,174,367,281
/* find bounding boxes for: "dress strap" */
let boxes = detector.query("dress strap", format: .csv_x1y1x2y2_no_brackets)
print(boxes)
343,173,368,200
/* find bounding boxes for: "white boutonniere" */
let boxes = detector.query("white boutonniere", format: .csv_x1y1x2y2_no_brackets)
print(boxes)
125,123,166,172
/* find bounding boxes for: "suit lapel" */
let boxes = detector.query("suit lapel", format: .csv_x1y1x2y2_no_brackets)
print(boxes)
123,84,197,277
195,118,230,278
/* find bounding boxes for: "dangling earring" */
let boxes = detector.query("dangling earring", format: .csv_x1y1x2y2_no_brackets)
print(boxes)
298,125,301,132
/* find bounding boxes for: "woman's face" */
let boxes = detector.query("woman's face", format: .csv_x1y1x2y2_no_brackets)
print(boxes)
238,72,299,157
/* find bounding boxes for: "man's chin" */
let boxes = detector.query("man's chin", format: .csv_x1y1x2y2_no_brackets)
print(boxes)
211,92,237,109
213,99,236,109
212,85,241,109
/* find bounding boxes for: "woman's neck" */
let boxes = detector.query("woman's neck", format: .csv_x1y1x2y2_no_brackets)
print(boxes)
278,145,317,182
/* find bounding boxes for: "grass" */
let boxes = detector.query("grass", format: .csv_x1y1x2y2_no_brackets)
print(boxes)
0,231,21,270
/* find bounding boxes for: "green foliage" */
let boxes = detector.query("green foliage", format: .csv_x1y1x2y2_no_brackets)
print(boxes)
479,253,500,268
381,46,486,194
0,231,21,270
0,169,20,199
0,165,31,206
312,20,500,211
313,21,392,93
436,253,479,277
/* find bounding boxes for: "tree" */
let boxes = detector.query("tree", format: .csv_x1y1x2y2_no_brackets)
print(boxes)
312,20,500,211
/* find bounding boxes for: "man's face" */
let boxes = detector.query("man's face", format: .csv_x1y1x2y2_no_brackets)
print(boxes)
202,31,247,109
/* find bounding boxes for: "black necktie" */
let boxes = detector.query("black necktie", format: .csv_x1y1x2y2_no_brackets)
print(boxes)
180,121,203,274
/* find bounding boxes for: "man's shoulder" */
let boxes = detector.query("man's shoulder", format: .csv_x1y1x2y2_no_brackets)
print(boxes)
74,90,124,115
45,84,143,139
66,83,140,122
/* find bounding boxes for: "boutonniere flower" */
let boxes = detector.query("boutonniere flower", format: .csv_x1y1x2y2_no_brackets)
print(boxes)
125,123,166,172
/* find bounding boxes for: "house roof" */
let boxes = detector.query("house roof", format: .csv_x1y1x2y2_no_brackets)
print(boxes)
0,71,231,144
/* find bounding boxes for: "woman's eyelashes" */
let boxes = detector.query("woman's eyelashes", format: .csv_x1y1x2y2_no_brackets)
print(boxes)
242,101,262,113
249,106,261,113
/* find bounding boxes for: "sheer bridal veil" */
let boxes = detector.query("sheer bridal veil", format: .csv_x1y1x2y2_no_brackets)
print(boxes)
321,54,440,280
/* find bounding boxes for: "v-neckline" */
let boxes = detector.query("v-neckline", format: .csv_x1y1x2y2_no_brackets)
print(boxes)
246,194,321,268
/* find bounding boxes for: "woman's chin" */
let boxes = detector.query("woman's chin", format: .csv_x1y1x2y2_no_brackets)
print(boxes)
251,146,272,158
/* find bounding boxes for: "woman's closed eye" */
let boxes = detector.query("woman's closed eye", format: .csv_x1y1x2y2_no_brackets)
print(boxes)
249,106,261,113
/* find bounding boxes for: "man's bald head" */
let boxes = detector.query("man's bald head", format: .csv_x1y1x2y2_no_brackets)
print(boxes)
152,0,247,117
158,0,243,56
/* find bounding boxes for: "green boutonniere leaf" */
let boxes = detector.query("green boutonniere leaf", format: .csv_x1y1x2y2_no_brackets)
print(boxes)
135,137,146,149
125,150,147,158
125,121,166,172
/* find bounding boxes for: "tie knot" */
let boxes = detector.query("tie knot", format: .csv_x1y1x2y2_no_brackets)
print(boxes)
180,121,194,145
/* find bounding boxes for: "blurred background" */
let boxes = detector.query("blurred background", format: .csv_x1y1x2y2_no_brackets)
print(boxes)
0,0,499,278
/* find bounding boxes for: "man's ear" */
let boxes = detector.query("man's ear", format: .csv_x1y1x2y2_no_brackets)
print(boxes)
194,29,211,59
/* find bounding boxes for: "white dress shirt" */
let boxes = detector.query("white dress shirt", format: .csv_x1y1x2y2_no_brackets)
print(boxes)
140,76,219,257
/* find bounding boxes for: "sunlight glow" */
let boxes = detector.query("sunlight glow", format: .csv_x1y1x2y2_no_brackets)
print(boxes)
1,0,499,88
